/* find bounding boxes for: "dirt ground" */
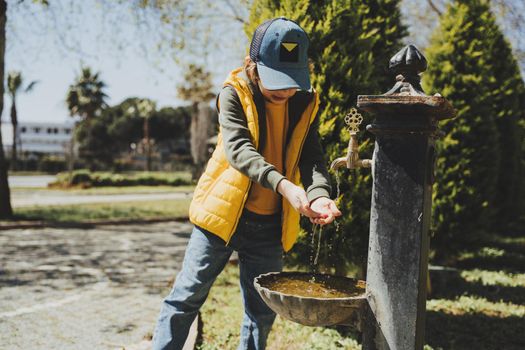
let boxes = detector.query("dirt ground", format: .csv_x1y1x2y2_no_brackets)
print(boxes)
0,221,193,350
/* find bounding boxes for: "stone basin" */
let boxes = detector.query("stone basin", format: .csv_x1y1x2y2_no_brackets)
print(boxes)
254,271,367,327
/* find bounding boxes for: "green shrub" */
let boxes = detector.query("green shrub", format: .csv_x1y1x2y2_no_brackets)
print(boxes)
69,170,93,186
51,170,192,188
135,173,165,186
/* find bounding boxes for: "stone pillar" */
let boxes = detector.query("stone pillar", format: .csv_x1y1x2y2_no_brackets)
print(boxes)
357,45,455,350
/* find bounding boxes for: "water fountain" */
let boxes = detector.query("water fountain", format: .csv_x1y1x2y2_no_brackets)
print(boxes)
254,45,456,350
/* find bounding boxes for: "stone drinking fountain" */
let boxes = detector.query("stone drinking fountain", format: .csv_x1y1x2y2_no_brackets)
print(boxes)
254,45,456,350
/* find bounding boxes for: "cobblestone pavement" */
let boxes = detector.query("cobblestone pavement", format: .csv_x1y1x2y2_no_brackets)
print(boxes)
0,221,194,350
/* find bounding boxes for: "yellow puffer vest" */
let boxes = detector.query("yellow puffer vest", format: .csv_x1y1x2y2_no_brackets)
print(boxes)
189,67,319,252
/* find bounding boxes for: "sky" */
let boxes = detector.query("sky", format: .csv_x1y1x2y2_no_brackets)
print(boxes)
2,0,523,128
1,0,248,125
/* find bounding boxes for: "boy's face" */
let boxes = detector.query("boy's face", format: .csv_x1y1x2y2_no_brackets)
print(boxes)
258,81,297,105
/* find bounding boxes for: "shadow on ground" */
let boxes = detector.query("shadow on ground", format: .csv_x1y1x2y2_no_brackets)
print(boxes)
0,223,192,295
426,311,524,350
430,272,525,305
425,235,525,350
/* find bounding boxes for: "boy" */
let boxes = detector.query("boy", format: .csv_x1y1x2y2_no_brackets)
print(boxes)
153,17,341,350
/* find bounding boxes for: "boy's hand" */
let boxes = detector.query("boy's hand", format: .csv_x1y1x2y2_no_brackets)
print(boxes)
309,197,342,225
277,179,325,219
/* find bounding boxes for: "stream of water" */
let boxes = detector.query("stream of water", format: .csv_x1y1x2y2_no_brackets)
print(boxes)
313,225,323,266
310,171,344,272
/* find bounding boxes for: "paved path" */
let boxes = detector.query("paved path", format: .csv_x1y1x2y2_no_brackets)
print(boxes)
8,175,56,188
0,221,193,350
11,191,193,208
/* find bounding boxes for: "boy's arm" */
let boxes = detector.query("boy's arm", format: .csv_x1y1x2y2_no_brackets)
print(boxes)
299,113,332,203
218,86,285,192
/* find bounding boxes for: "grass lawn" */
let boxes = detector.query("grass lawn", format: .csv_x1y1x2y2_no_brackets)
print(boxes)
197,234,525,350
12,198,192,223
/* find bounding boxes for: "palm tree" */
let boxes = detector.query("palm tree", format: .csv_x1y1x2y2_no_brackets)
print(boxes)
7,71,37,170
66,67,108,121
65,67,108,174
177,64,215,179
127,98,156,171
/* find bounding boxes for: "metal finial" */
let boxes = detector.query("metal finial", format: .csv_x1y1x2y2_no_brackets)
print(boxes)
389,44,427,76
384,45,427,96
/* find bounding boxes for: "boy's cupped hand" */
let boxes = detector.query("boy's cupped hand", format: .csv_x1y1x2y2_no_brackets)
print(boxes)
277,179,341,225
309,197,342,225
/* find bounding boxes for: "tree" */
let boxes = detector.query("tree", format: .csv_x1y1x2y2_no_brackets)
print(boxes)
130,0,251,68
150,106,192,148
129,99,156,171
65,66,108,173
0,0,48,218
75,97,144,171
74,108,119,171
177,64,216,180
13,1,250,81
401,0,525,76
76,98,192,171
0,0,11,219
246,0,406,275
66,67,108,122
423,0,504,263
7,71,37,170
480,1,525,229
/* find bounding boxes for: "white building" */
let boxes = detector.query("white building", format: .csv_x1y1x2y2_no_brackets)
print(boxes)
1,121,74,157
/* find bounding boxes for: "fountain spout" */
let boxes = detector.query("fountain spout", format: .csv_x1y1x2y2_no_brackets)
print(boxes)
330,108,372,171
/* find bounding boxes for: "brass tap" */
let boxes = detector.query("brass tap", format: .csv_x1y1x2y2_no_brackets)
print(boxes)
330,108,372,171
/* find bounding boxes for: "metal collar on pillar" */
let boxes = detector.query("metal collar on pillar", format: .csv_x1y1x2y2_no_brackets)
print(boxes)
358,44,456,350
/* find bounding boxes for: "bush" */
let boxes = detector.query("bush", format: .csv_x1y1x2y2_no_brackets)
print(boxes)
51,170,193,188
69,169,93,186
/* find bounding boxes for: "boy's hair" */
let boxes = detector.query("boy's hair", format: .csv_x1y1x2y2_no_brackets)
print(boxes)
243,57,259,85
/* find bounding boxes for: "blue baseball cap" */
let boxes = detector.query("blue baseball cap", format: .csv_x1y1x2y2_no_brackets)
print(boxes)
249,17,311,91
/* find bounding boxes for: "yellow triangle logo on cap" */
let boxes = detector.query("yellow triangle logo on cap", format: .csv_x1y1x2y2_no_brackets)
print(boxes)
282,42,298,52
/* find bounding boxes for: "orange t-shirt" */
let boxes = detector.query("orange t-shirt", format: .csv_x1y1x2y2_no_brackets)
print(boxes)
244,101,289,215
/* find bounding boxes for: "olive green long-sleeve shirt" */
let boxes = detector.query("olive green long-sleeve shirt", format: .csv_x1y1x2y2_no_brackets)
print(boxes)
218,84,332,203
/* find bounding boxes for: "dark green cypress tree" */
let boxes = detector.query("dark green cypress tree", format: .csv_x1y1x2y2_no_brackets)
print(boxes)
246,0,406,274
481,4,525,229
423,0,503,263
520,117,525,229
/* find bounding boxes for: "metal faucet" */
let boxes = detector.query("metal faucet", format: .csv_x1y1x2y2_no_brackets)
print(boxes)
330,108,372,171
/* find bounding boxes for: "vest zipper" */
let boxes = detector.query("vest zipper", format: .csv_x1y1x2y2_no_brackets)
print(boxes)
280,96,319,249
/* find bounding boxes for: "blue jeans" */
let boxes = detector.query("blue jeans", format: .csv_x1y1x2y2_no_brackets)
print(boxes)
152,211,283,350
